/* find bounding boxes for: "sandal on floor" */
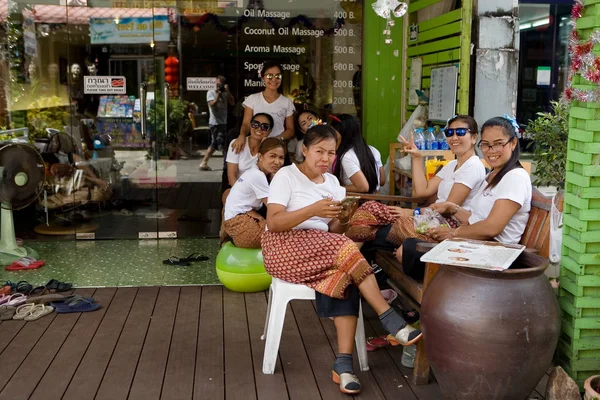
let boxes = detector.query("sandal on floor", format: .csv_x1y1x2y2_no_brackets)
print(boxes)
332,371,361,394
53,295,94,305
27,294,65,304
366,335,391,352
387,324,423,347
46,279,73,293
5,257,45,271
0,285,11,295
13,303,36,320
162,256,190,266
180,253,209,262
380,289,398,305
6,293,27,307
15,281,33,294
28,286,48,296
0,305,16,320
24,304,54,321
51,297,100,313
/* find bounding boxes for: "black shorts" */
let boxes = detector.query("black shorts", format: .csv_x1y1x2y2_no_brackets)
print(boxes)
209,124,226,151
315,284,360,318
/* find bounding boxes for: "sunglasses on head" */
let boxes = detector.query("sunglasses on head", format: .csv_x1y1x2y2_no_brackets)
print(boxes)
265,73,282,80
251,120,272,131
444,128,471,137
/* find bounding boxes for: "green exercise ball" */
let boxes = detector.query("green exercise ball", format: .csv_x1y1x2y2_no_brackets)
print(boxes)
216,242,271,293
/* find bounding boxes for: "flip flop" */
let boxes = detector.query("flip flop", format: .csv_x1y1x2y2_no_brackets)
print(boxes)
53,295,94,305
5,257,45,271
46,279,72,293
198,164,212,171
145,212,169,219
366,336,391,352
51,297,100,314
5,293,27,307
180,253,209,262
28,286,48,296
15,281,33,294
24,304,54,321
13,303,36,320
0,286,11,295
27,294,65,304
162,256,190,266
0,305,16,320
380,289,398,305
0,294,10,305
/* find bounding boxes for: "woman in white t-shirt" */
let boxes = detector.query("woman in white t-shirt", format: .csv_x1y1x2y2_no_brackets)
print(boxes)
225,112,273,187
262,125,422,395
346,115,485,246
330,114,385,193
290,109,320,163
428,116,532,245
230,61,296,155
222,138,285,248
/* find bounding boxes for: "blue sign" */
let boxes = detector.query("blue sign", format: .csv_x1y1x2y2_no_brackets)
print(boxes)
90,15,170,44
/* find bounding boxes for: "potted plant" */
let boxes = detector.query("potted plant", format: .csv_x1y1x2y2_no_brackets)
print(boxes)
146,96,189,159
523,100,569,188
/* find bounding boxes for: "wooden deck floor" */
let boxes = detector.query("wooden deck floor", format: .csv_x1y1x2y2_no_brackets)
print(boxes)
0,287,548,400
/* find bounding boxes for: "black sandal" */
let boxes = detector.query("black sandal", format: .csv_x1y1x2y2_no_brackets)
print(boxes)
180,253,209,262
46,279,73,293
16,281,33,294
162,256,190,266
28,285,48,296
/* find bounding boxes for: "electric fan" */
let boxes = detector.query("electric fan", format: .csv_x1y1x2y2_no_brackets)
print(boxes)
0,143,45,264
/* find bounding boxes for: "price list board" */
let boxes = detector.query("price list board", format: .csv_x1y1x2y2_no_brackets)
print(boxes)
235,0,363,116
428,65,458,122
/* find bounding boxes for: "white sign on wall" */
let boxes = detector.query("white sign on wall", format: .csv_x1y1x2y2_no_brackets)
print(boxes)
84,76,126,94
187,77,217,91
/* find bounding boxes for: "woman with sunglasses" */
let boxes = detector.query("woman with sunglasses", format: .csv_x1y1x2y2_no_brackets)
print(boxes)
222,138,286,248
346,115,485,247
401,116,531,278
226,112,273,187
230,61,296,155
263,124,422,395
330,114,385,194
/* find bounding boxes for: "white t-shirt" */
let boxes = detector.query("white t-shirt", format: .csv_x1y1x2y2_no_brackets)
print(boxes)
242,92,295,138
340,146,383,190
226,137,259,179
268,164,346,231
468,168,532,244
435,156,486,210
224,166,269,221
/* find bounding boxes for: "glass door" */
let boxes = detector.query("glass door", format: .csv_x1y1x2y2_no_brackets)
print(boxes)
3,0,164,241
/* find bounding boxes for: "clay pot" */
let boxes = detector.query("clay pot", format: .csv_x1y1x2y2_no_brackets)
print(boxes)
421,252,561,400
584,375,600,400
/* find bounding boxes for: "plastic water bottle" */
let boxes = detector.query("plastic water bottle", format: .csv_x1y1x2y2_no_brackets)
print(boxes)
413,128,425,150
401,345,417,368
425,127,437,150
437,129,449,150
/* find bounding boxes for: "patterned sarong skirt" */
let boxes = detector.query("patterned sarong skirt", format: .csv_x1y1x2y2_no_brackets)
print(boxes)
223,210,266,249
262,229,373,299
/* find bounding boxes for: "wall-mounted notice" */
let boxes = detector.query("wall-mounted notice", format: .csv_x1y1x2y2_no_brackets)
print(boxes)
408,57,423,106
84,76,126,94
428,65,458,122
187,77,217,91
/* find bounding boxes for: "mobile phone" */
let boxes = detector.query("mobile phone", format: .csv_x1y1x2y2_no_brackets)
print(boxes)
340,196,360,211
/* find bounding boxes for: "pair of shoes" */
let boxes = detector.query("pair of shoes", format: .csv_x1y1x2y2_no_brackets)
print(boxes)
163,253,209,266
13,303,54,321
387,324,423,346
46,279,73,293
5,257,45,271
50,295,100,313
366,335,390,351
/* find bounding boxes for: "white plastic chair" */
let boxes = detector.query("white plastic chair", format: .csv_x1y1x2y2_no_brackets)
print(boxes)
261,277,369,374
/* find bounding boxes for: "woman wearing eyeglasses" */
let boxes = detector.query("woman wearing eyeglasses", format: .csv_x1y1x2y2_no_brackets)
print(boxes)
230,61,296,155
346,115,485,246
226,112,273,187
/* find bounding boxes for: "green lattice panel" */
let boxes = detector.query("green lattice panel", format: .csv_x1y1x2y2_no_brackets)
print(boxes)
562,244,600,265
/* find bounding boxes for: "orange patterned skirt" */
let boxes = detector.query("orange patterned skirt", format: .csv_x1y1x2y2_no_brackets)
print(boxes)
345,201,432,246
223,210,266,249
262,229,373,299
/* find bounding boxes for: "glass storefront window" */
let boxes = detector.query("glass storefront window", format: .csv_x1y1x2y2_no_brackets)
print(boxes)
1,0,364,241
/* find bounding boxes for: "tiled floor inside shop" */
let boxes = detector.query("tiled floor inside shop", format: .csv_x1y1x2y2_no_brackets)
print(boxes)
0,238,221,288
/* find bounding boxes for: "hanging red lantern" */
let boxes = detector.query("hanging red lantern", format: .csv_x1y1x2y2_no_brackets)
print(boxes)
165,74,177,84
165,56,180,85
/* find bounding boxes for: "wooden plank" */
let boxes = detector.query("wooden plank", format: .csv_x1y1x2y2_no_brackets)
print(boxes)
61,287,138,400
277,302,321,400
414,21,462,44
421,49,461,66
407,37,461,57
458,0,473,114
313,302,388,400
128,286,181,400
408,0,444,13
0,318,25,354
223,289,257,400
194,286,224,400
418,8,462,32
0,305,58,392
290,300,346,400
362,303,444,399
95,287,160,400
161,286,202,400
0,289,94,400
244,292,289,400
29,288,116,400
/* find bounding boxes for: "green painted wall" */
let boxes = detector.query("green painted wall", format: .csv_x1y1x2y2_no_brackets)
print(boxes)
362,5,404,162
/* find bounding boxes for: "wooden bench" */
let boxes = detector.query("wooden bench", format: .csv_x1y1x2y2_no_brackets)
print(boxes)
355,187,563,385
